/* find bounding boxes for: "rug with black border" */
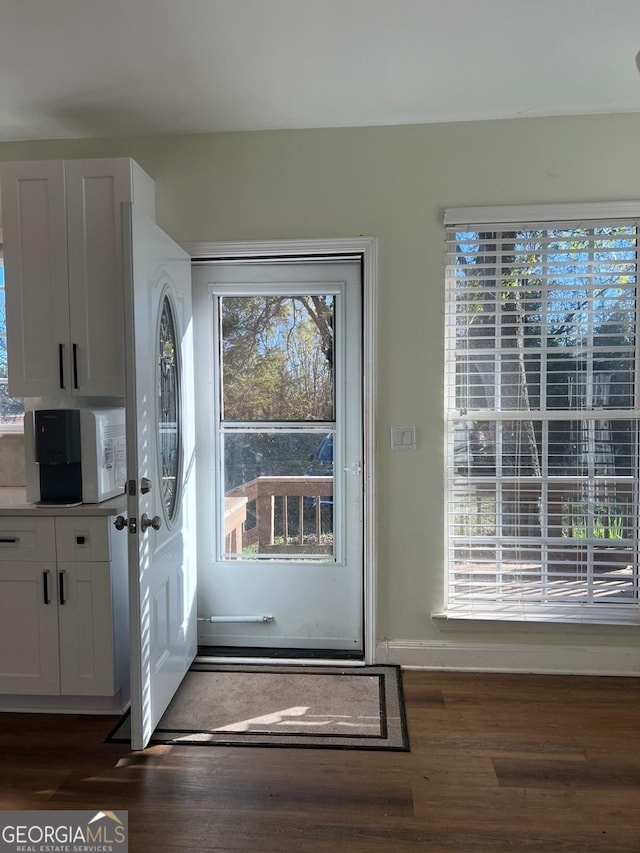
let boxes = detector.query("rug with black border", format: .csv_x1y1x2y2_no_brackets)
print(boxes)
106,662,409,751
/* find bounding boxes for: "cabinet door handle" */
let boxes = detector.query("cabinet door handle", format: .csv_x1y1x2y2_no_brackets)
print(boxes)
58,344,65,389
43,570,51,605
0,537,19,544
58,570,66,605
72,343,79,389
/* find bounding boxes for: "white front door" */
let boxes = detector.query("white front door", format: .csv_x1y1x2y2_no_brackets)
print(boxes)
192,260,364,655
123,204,197,750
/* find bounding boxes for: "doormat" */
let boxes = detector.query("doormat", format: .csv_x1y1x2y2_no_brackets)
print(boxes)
106,662,409,751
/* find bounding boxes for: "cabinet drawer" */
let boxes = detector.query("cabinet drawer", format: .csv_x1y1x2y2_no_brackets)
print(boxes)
55,517,112,562
0,517,56,561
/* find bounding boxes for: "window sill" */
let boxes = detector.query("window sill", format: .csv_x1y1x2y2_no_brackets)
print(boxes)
432,606,640,629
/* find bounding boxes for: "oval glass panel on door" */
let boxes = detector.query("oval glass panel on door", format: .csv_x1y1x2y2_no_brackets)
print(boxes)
157,293,181,524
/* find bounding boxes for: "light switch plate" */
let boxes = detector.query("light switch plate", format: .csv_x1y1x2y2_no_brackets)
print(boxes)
390,426,416,450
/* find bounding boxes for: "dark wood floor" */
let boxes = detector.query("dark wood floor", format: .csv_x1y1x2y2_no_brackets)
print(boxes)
2,670,640,851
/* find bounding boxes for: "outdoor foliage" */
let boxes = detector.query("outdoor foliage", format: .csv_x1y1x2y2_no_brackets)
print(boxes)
220,295,334,422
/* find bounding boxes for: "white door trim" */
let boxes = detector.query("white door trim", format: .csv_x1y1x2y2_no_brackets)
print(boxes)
182,237,377,664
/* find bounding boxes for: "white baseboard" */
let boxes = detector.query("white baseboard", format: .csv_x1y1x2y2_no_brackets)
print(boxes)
376,640,640,676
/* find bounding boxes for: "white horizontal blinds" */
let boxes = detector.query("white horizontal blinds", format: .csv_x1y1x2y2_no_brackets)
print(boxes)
445,214,640,612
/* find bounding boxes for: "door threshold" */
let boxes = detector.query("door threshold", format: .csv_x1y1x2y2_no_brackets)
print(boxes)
196,645,365,665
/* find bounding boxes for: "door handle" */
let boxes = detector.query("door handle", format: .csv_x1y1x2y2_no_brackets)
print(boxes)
140,477,152,494
141,514,162,531
58,570,66,605
343,462,362,475
114,515,138,533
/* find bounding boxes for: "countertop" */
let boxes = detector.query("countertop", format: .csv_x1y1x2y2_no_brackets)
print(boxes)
0,488,126,516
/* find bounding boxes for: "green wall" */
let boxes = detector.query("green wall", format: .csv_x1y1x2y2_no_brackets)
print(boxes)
3,113,640,658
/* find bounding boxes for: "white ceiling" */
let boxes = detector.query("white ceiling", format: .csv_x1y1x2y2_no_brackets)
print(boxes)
1,0,640,142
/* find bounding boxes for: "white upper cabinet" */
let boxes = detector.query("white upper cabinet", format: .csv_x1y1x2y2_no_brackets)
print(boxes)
0,158,155,398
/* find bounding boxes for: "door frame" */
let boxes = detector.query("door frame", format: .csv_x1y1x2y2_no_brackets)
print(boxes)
181,237,377,664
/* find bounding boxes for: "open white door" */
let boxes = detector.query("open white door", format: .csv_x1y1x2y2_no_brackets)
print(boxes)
122,203,197,750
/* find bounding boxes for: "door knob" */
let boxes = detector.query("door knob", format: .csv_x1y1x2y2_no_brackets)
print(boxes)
140,477,152,494
141,513,162,531
114,515,138,533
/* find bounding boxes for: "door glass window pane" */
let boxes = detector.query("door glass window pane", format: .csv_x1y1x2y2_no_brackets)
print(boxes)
219,295,335,421
158,295,181,522
223,431,334,560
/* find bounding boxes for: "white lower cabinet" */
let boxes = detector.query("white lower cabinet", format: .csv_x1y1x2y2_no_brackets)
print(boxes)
0,515,129,709
0,560,60,694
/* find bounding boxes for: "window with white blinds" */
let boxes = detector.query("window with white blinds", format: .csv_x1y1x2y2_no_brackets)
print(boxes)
444,203,640,621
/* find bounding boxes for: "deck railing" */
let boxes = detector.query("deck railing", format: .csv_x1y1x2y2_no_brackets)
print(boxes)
225,475,333,555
